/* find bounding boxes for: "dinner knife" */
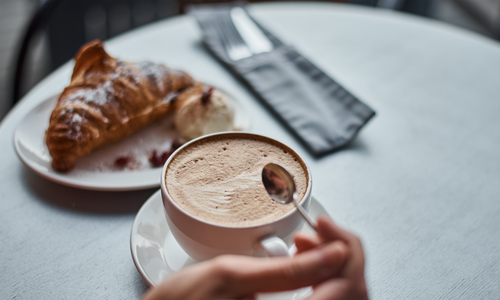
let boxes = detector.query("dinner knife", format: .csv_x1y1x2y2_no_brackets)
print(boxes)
230,7,274,55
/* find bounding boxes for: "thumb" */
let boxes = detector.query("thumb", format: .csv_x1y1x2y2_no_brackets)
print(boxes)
226,241,349,294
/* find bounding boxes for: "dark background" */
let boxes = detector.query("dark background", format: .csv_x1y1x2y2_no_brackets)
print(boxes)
0,0,499,120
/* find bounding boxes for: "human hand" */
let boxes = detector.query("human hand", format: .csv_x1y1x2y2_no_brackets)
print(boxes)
294,216,368,300
141,236,348,300
142,216,367,300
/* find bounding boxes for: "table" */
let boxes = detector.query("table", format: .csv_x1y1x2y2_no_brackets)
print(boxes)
2,2,500,299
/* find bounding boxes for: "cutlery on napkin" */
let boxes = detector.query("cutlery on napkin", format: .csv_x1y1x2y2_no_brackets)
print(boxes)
189,3,376,156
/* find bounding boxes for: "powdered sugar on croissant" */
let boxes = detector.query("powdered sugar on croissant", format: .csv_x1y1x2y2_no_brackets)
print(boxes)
46,40,194,172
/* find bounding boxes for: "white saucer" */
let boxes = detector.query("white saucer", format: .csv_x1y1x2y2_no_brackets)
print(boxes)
130,190,328,299
14,91,250,191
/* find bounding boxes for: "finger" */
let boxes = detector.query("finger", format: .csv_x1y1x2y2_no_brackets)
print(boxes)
232,296,256,300
294,232,321,253
142,262,218,300
316,217,366,280
316,216,353,243
306,277,368,300
296,215,354,253
341,234,365,280
306,278,350,300
214,241,349,297
219,296,256,300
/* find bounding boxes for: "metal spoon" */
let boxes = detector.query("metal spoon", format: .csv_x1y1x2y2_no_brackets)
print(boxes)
262,163,317,230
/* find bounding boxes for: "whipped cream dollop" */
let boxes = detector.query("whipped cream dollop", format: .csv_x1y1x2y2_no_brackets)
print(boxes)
175,87,235,141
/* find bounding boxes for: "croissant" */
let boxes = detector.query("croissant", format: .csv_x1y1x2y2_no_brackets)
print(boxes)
46,40,194,172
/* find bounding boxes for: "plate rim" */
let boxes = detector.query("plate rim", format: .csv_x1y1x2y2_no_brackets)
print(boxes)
14,88,251,191
130,189,164,286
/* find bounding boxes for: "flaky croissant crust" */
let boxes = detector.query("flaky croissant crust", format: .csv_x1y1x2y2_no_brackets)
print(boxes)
46,40,194,172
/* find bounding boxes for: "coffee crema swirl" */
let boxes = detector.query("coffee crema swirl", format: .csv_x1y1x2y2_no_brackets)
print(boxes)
165,136,308,227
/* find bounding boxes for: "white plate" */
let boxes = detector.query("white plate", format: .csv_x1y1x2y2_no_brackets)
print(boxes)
130,190,327,299
14,92,250,191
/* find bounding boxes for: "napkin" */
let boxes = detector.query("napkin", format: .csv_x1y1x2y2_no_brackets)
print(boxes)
189,3,375,156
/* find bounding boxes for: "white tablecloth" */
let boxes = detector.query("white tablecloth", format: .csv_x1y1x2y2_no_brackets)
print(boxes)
1,2,500,299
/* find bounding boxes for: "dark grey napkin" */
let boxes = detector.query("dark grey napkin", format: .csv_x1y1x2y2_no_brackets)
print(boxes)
189,3,375,156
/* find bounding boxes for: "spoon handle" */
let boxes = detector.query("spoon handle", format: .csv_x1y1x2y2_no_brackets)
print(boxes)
293,196,317,231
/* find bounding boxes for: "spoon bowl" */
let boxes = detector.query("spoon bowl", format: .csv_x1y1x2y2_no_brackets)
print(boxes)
262,163,317,230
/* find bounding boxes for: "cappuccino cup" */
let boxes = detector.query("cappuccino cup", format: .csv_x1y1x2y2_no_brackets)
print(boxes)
160,132,312,261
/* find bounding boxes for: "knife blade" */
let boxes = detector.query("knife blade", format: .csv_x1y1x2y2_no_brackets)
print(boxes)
230,7,274,55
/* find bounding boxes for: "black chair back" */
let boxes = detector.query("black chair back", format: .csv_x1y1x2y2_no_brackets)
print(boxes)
12,0,181,107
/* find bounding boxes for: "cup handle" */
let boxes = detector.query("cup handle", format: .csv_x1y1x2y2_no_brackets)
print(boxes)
259,236,290,257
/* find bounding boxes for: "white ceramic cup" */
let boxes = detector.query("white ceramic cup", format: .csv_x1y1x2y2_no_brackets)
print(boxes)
160,132,313,261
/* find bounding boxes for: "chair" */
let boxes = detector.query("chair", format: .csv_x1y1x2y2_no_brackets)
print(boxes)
452,0,500,40
11,0,182,108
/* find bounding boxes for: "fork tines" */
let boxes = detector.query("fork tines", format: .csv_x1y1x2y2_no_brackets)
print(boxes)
214,15,252,61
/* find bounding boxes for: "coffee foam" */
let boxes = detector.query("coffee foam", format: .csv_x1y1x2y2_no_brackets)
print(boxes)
166,136,308,227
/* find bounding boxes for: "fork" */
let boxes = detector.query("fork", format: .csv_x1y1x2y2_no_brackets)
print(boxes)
215,15,252,61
